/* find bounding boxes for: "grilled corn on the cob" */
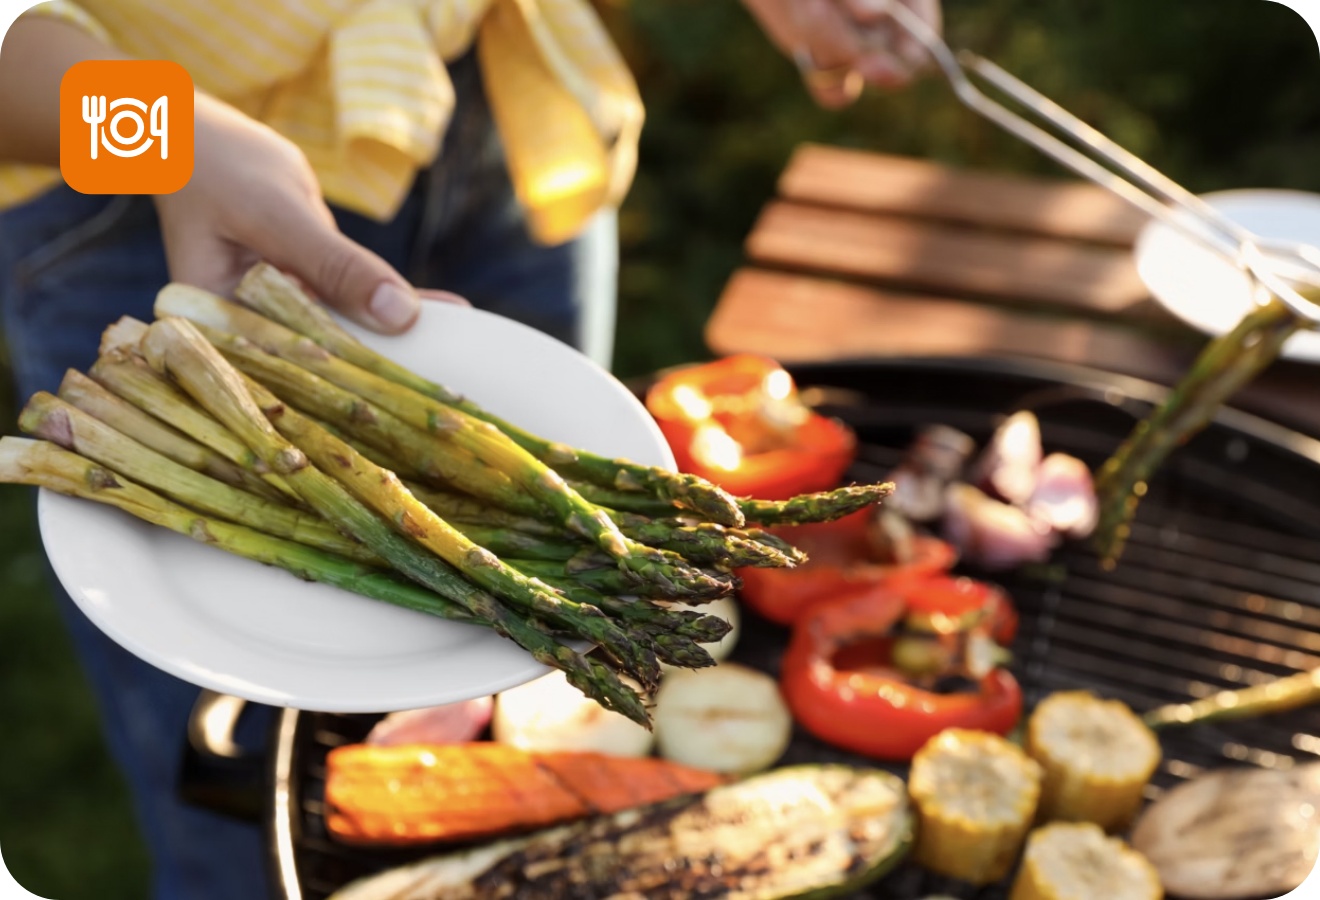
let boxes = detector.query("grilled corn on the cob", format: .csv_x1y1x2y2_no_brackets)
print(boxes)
908,728,1043,884
1010,822,1163,900
1027,691,1161,831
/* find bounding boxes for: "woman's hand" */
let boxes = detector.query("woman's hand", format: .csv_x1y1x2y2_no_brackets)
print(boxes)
742,0,942,108
152,93,427,333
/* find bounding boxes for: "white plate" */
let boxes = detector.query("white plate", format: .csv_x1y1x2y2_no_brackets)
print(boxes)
1135,188,1320,362
38,303,675,712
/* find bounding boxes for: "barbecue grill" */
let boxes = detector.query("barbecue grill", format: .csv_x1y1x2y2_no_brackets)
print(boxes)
182,355,1320,900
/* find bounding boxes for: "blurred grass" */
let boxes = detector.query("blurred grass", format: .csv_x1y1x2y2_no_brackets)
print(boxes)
1,1,1318,896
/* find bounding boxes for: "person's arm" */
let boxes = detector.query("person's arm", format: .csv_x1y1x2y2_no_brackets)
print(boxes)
0,14,426,333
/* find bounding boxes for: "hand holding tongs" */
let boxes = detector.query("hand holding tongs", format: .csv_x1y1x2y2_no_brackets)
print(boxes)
868,0,1320,324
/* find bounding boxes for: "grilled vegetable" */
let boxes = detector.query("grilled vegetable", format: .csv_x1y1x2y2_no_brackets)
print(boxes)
328,765,913,900
888,424,976,522
643,354,857,500
1010,822,1162,900
493,671,654,757
1095,296,1303,562
1131,762,1320,900
1143,667,1320,729
1026,691,1161,831
324,743,722,846
908,728,1043,885
1027,453,1097,539
943,482,1055,571
652,662,792,774
972,411,1043,506
781,582,1021,761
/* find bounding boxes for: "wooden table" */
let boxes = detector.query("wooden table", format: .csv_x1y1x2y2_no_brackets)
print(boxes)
707,145,1320,436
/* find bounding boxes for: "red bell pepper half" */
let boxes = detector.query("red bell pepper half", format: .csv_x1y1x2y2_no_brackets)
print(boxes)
645,354,856,500
780,578,1022,761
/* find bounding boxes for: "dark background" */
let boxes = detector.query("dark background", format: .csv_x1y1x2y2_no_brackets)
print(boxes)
1,1,1318,896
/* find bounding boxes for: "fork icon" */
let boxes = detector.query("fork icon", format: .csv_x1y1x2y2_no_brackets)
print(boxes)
82,95,107,160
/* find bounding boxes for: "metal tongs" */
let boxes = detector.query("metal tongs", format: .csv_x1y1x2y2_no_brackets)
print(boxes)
875,0,1320,324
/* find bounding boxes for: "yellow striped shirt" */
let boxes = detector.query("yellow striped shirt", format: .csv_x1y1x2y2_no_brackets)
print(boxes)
0,0,643,245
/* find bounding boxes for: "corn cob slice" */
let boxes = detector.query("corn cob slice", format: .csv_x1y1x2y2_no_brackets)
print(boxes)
1011,822,1163,900
908,728,1042,885
1026,691,1161,831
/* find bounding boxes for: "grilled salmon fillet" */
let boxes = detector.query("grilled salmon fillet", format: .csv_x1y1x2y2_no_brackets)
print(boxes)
325,742,723,846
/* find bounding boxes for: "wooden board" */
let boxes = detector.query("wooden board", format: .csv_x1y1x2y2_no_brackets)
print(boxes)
779,145,1149,245
709,269,1195,382
708,268,1320,437
746,201,1152,315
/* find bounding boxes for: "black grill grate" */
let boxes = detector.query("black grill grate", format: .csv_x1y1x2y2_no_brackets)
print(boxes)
271,358,1320,900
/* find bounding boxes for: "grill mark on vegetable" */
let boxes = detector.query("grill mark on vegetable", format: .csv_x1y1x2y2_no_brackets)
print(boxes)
451,769,897,900
86,466,121,491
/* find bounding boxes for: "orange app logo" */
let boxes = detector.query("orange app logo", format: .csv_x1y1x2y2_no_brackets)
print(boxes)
60,60,194,195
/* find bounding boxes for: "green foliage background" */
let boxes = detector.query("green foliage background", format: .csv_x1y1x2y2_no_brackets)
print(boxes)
1,1,1318,896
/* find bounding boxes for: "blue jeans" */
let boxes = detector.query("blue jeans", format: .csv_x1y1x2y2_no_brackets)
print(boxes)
0,51,616,900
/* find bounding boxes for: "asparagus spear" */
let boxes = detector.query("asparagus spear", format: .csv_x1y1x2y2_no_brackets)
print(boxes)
58,368,284,503
315,418,427,479
576,478,894,530
507,557,735,603
90,348,302,504
444,523,583,561
139,317,648,724
18,392,377,562
739,483,896,526
606,511,794,568
240,377,664,690
401,482,564,537
225,266,745,525
0,437,477,624
565,480,688,517
1094,299,1303,562
1144,667,1320,729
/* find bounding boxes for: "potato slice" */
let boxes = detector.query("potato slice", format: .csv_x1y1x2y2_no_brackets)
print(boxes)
653,662,790,774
